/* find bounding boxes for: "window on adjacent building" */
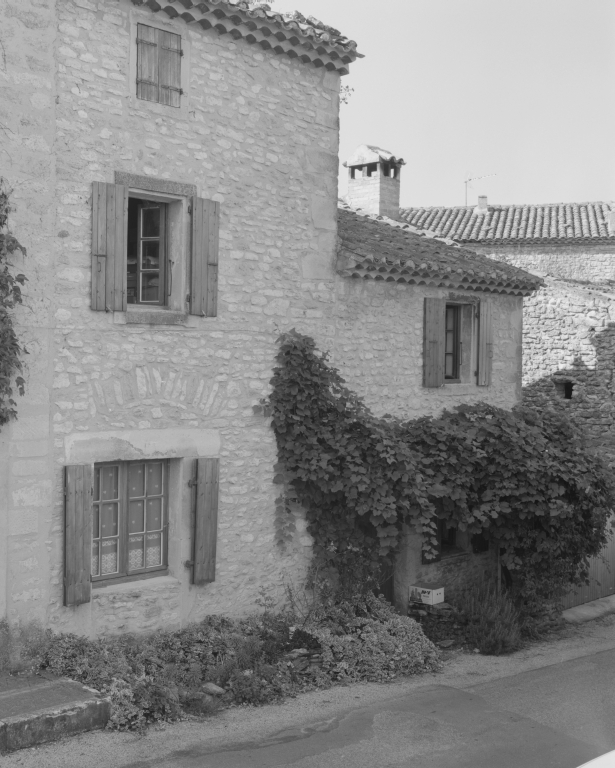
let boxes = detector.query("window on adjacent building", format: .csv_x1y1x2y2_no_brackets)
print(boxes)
423,298,493,388
127,199,167,305
444,304,461,380
136,24,182,107
91,460,169,582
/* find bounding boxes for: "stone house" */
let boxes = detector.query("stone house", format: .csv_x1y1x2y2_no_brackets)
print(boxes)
0,0,541,637
400,199,615,467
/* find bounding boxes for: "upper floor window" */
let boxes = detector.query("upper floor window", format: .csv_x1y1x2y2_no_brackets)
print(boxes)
423,297,493,388
91,181,220,318
137,24,182,108
444,304,461,380
127,199,167,305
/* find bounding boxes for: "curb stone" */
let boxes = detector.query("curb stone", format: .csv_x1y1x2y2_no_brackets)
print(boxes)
0,687,110,754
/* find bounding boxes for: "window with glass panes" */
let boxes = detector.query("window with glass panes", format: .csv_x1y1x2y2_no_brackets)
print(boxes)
127,199,167,305
92,460,168,581
444,304,461,380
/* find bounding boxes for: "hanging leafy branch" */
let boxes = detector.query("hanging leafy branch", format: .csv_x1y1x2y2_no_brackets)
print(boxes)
0,178,27,427
261,330,614,618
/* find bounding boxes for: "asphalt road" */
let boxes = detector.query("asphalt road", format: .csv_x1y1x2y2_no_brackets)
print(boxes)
119,648,615,768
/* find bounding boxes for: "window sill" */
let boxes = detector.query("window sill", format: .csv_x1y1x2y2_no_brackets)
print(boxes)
92,573,179,594
440,549,470,561
116,308,189,326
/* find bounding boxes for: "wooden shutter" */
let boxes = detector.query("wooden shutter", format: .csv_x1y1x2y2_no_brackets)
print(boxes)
423,297,445,388
159,30,182,107
193,458,219,585
91,182,128,312
64,465,93,606
137,25,182,106
477,300,493,386
137,24,160,103
190,197,220,317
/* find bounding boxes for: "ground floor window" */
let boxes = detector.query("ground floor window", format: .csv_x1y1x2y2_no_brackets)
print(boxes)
92,459,168,582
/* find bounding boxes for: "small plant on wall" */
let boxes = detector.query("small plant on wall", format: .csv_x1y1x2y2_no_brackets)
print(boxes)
260,330,615,625
0,178,27,427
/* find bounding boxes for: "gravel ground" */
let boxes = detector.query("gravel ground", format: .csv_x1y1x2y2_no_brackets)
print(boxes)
5,615,615,768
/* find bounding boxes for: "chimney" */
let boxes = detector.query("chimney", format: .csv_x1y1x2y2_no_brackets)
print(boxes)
344,145,405,220
475,195,488,214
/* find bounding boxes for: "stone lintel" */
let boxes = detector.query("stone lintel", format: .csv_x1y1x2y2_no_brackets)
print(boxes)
64,428,220,464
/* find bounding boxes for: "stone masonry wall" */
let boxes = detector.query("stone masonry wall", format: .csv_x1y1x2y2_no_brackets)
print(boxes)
475,244,615,467
1,0,524,636
480,244,615,283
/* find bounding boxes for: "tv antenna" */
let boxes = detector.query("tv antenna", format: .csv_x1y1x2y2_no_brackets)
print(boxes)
464,174,496,206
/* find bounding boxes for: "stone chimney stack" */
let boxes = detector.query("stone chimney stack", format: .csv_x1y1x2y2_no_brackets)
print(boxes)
344,145,405,220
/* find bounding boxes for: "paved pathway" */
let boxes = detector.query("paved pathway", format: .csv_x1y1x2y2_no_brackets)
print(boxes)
119,652,615,768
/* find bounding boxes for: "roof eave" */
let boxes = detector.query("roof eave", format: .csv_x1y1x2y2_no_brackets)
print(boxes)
130,0,361,74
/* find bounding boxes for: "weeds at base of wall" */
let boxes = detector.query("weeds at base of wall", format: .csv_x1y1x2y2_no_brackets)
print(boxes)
0,593,440,731
455,584,522,655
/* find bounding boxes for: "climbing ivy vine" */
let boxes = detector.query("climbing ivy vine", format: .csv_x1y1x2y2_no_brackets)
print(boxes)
0,179,27,427
261,330,614,619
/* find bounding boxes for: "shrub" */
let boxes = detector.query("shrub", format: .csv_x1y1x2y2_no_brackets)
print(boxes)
304,592,440,682
21,594,438,729
261,330,615,625
457,584,522,655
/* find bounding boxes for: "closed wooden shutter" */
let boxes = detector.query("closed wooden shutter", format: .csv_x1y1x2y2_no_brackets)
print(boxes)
91,182,128,312
477,300,493,386
159,30,182,108
193,458,219,585
190,197,220,317
423,297,445,388
64,465,93,606
137,24,182,106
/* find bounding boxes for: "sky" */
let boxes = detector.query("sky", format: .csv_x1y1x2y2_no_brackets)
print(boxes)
271,0,615,208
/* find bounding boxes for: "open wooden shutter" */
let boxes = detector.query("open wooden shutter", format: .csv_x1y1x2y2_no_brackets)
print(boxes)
477,300,493,386
91,182,128,312
423,297,445,388
64,465,93,606
190,197,220,317
193,458,219,585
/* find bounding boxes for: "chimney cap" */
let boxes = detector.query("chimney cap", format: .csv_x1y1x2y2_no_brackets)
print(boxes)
474,195,488,214
343,144,406,168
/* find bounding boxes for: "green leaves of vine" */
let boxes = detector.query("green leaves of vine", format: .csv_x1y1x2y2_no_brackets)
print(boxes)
264,330,614,611
0,179,27,427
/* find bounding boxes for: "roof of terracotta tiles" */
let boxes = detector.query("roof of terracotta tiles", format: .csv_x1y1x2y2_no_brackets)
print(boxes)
337,204,543,296
399,202,615,244
130,0,361,75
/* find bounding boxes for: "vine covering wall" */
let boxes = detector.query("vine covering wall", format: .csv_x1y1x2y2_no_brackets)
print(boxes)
0,179,27,427
263,330,614,617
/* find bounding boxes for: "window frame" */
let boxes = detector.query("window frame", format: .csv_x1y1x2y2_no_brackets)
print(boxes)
444,304,462,382
91,459,169,585
127,197,168,307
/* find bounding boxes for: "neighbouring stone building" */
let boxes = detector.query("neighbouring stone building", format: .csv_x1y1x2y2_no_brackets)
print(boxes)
400,200,615,467
0,0,541,637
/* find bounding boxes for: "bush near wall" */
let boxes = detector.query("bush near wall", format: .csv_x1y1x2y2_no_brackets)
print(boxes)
0,179,27,426
263,330,615,628
5,594,439,730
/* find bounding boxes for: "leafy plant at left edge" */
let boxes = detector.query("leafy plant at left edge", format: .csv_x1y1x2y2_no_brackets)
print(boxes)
0,177,27,427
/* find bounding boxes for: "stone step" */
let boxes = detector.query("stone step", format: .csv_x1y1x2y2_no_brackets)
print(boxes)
0,674,110,754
